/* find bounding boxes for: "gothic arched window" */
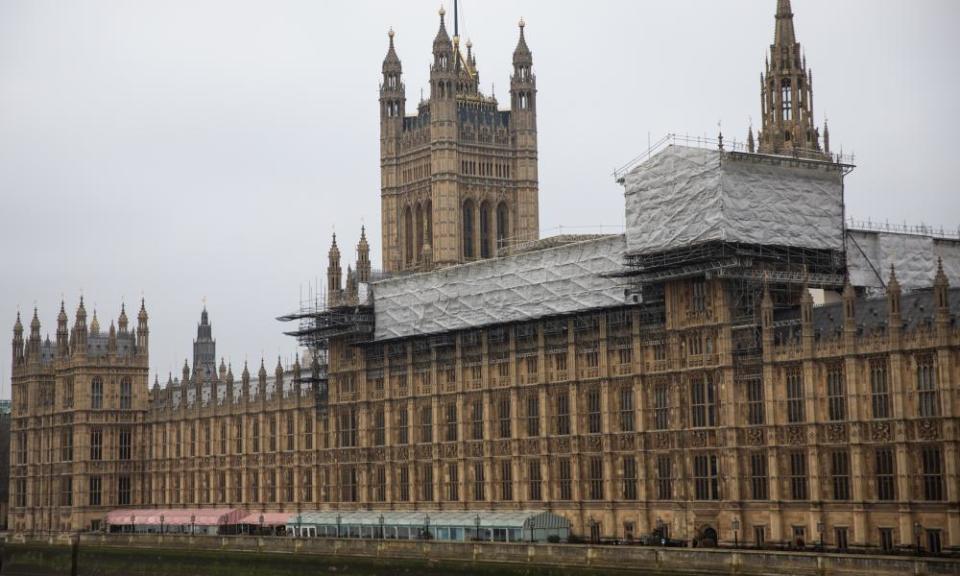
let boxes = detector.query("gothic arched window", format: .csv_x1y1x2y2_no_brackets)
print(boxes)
463,200,475,259
91,377,103,410
425,200,433,249
496,202,509,250
781,79,792,121
415,203,424,261
479,201,491,259
404,206,413,265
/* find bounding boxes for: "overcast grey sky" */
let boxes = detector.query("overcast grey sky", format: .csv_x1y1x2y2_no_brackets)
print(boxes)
2,0,958,392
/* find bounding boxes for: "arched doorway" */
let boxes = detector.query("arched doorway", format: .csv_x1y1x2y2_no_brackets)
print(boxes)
700,526,718,548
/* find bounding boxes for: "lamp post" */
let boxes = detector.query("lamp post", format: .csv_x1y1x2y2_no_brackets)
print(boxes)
731,519,739,549
130,515,135,535
297,514,302,538
259,514,264,536
475,514,482,542
336,513,342,539
379,514,385,540
656,518,665,546
191,514,196,536
424,514,431,540
160,514,165,535
914,522,922,556
817,521,824,551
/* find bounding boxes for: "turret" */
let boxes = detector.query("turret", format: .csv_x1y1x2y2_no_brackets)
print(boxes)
293,354,302,396
357,226,371,284
257,359,267,399
510,17,539,246
27,308,41,364
328,233,342,306
380,28,405,128
757,0,827,158
118,303,128,334
823,119,830,156
345,266,358,304
887,265,902,341
430,6,455,101
934,258,950,340
510,18,535,117
275,357,284,394
182,359,190,386
842,280,857,348
89,310,100,336
800,284,814,348
226,363,235,401
56,301,69,357
72,297,88,357
242,361,251,401
12,312,24,367
136,299,149,357
107,321,117,355
219,358,227,382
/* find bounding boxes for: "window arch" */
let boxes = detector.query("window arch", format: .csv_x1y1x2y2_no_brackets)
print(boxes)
91,377,103,410
120,378,132,410
496,202,509,250
479,201,491,259
415,203,424,262
403,206,413,265
424,200,433,249
780,79,792,121
462,200,475,259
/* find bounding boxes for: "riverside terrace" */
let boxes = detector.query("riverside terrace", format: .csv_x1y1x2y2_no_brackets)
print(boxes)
102,508,571,543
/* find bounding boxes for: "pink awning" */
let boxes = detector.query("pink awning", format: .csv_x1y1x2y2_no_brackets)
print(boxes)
105,508,244,526
239,512,291,526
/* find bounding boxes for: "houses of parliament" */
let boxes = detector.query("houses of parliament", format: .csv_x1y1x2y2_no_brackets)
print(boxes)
8,1,959,556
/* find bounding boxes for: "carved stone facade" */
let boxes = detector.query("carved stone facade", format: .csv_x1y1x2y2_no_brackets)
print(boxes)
9,300,150,532
379,8,538,273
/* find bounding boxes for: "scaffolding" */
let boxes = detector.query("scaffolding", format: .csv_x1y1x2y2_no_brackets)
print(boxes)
277,287,376,414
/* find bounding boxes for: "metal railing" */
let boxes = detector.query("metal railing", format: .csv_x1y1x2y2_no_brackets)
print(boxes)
613,133,854,183
846,217,960,240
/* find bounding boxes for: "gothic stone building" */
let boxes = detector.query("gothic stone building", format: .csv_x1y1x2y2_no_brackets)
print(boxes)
379,8,538,273
9,300,150,532
8,1,960,556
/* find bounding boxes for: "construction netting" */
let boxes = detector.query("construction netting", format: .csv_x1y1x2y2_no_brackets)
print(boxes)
622,145,845,255
371,235,629,341
846,229,960,290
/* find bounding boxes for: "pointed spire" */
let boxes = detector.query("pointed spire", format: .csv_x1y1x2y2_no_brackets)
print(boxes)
58,301,68,324
774,0,796,48
13,310,22,334
747,125,756,153
935,256,948,285
823,119,831,155
434,5,451,49
383,28,401,69
118,302,128,332
513,17,531,63
76,296,87,324
30,307,40,335
89,310,100,335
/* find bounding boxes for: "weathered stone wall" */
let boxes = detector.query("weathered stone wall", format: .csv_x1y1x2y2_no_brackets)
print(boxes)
1,534,957,576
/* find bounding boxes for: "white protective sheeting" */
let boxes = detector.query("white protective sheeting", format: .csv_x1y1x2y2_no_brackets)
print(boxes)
623,146,845,255
846,229,960,289
372,235,628,341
